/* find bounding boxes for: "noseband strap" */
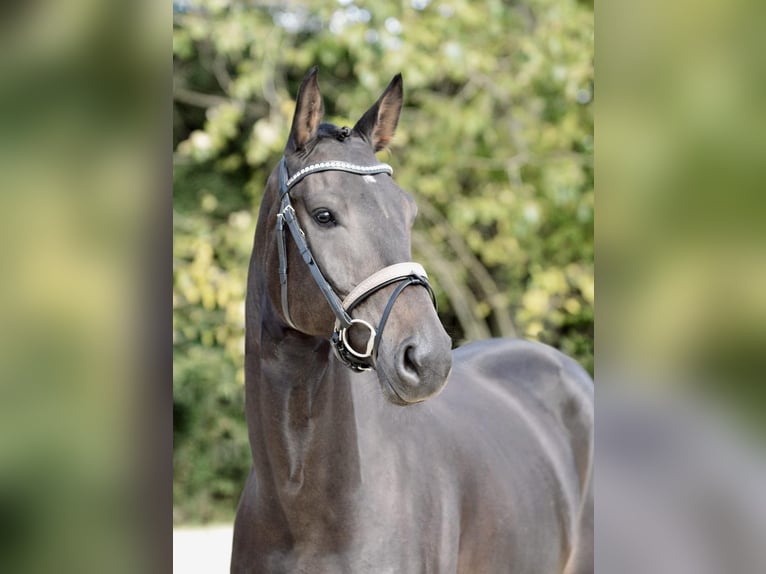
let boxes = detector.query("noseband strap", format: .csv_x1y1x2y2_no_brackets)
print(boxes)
276,157,437,372
332,266,435,372
339,262,429,310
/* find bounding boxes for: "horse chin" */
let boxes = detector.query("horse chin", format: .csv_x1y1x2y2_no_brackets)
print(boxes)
377,371,419,406
376,364,450,406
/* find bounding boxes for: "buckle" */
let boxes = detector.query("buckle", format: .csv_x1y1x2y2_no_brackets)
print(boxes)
331,319,377,372
339,318,376,359
279,204,295,222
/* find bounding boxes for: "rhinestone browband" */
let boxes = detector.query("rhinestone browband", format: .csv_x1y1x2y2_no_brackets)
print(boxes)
285,160,393,189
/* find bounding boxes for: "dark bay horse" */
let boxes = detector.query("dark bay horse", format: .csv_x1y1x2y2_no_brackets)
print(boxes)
231,68,593,574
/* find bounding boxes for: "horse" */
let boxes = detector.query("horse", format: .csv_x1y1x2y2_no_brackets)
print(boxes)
231,67,593,574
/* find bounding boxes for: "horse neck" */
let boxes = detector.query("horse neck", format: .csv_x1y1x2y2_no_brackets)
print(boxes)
244,257,364,507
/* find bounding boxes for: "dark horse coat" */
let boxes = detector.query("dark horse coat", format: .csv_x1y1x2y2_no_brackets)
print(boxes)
231,68,593,574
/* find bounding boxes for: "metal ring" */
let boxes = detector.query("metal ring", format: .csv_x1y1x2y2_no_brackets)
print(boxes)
338,318,377,359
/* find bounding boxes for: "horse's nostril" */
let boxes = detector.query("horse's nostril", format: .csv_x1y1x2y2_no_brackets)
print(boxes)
403,345,418,376
389,334,451,403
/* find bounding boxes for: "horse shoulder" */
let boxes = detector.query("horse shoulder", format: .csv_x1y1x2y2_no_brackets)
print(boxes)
452,337,593,504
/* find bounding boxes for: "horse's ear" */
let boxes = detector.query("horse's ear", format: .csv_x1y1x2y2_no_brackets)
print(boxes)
285,66,324,154
353,73,403,152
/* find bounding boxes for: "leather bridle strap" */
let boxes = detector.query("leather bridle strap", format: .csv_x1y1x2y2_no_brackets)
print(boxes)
277,157,393,330
333,264,436,370
340,262,430,310
284,159,393,189
277,192,351,330
276,156,436,372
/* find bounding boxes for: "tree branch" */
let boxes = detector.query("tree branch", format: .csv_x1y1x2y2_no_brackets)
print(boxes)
415,196,517,338
412,230,492,342
173,87,231,109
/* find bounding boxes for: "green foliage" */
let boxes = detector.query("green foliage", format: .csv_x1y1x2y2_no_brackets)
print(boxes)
173,0,593,523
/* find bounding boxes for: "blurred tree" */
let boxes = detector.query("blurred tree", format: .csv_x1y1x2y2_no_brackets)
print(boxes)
173,0,592,523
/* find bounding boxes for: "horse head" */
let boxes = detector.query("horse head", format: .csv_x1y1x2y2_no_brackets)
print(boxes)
257,67,452,404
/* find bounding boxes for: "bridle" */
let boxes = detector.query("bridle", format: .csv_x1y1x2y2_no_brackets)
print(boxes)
275,156,437,372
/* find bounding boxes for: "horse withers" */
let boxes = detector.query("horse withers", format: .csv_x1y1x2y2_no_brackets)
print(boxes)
231,67,593,574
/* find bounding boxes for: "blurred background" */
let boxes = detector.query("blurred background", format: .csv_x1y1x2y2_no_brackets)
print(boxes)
0,1,169,572
172,0,594,526
596,0,766,570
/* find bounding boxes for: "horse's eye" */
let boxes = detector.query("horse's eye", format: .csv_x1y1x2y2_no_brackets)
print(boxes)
312,209,335,226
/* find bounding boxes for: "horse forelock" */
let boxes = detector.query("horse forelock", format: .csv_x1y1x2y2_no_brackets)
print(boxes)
286,122,379,166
